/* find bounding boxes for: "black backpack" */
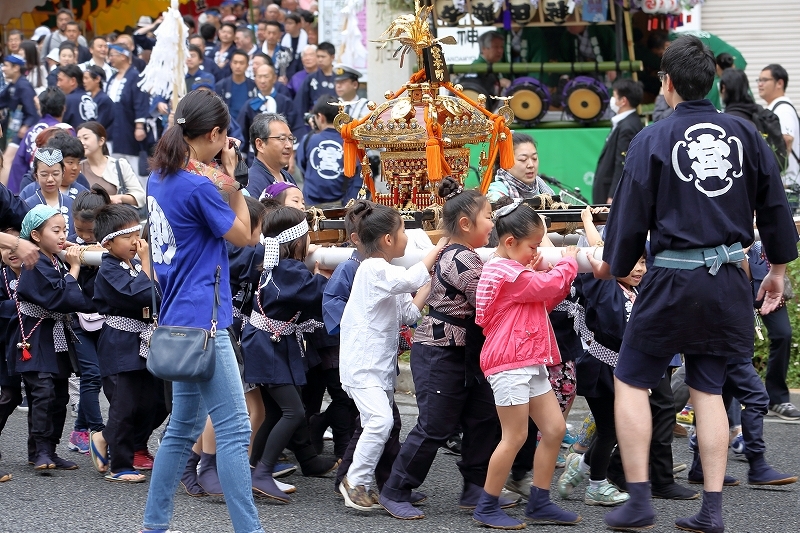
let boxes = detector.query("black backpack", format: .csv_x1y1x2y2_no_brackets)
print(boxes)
750,106,788,174
772,100,800,166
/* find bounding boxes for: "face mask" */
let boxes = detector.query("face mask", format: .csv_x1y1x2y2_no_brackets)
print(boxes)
609,96,620,114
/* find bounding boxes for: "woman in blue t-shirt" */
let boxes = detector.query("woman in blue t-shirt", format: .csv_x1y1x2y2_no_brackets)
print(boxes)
141,90,264,533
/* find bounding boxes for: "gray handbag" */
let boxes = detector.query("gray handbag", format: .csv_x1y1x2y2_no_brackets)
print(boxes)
144,176,217,382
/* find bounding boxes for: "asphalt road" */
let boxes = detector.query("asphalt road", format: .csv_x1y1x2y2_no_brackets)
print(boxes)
0,393,797,533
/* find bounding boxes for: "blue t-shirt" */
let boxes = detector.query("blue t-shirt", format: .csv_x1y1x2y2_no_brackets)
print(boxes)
228,81,249,125
147,168,236,330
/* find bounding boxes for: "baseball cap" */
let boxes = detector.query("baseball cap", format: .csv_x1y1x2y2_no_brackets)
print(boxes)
191,76,215,91
32,26,51,42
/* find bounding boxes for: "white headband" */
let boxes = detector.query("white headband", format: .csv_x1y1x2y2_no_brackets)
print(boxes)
100,224,142,246
493,198,523,220
260,218,310,288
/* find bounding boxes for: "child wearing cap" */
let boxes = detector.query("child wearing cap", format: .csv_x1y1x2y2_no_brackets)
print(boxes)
0,55,39,143
0,54,40,185
14,203,94,471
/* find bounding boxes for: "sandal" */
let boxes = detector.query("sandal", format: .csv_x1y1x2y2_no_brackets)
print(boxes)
89,431,109,474
105,470,146,483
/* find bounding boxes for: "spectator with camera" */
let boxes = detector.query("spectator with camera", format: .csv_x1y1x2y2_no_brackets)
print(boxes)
296,97,361,207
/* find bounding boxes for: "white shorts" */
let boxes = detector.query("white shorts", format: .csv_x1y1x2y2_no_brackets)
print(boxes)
487,365,551,407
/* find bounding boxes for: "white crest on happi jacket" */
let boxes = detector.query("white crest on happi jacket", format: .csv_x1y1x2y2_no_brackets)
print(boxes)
671,123,744,198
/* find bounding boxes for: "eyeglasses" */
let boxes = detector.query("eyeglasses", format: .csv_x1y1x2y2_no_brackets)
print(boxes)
37,171,63,180
657,71,667,83
265,135,296,144
756,77,775,85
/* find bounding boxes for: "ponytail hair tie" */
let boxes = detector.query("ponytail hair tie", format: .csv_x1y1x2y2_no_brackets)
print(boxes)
492,198,522,220
444,185,463,200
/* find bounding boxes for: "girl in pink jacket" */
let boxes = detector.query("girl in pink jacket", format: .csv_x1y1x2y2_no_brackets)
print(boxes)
473,197,580,529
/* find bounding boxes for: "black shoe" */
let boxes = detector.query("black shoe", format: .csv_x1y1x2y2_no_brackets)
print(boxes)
33,451,55,470
301,455,340,477
52,454,79,470
442,433,462,456
652,482,699,500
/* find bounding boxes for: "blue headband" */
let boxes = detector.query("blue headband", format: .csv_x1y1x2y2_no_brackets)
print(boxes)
108,44,131,57
4,54,26,67
21,205,60,241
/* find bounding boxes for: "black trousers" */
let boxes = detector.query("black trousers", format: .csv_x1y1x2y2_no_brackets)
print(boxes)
321,367,357,458
761,305,792,405
336,399,401,491
722,361,769,458
102,369,157,473
608,373,675,487
302,363,327,417
0,380,22,438
302,365,357,458
380,345,499,502
251,384,306,469
585,395,617,481
130,377,167,452
22,372,69,453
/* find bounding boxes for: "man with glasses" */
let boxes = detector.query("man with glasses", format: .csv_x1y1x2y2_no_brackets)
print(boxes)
587,35,798,532
755,66,800,423
246,113,297,197
759,64,800,188
238,64,300,166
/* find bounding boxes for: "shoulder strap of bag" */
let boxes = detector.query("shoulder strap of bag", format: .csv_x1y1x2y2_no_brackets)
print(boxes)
115,158,128,195
145,174,220,333
146,175,159,326
771,101,800,164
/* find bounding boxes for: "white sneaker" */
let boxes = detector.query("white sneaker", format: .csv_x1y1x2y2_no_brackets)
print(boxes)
274,479,296,493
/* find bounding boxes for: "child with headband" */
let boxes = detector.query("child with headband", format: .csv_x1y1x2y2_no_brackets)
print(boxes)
89,204,160,483
242,205,333,502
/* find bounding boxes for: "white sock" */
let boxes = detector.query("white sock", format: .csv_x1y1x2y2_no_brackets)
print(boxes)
589,479,604,490
578,456,590,475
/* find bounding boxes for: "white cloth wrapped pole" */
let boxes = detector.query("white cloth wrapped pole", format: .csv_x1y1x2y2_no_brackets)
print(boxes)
57,249,107,266
305,245,604,273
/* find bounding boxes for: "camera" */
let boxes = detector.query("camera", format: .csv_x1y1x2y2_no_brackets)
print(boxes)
304,112,319,132
231,141,249,188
